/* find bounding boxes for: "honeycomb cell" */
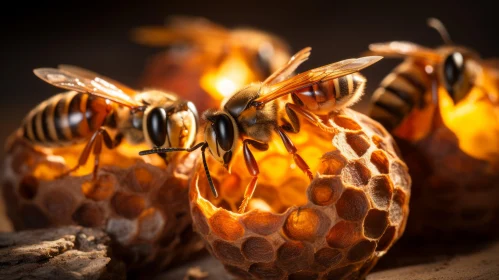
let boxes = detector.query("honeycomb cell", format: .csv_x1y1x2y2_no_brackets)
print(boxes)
106,218,138,245
288,271,319,280
129,166,154,192
279,177,309,207
277,241,312,272
333,115,361,130
82,174,116,201
389,188,406,224
319,151,348,175
336,188,369,221
112,192,146,219
346,132,370,157
72,202,104,227
240,210,283,236
367,175,393,209
209,210,244,241
284,208,330,241
213,240,244,263
19,175,38,200
241,237,274,262
219,174,242,199
325,265,355,280
191,206,210,235
370,150,389,174
342,161,371,187
363,209,389,239
224,265,252,279
138,208,165,241
20,204,49,229
314,247,342,268
309,176,343,206
389,161,410,191
326,221,362,248
11,149,35,174
42,189,75,221
249,262,284,280
376,226,396,252
347,240,376,262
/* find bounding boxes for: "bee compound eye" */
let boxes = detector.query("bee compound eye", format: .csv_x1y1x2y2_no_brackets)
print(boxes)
213,114,234,151
146,107,167,147
443,52,464,95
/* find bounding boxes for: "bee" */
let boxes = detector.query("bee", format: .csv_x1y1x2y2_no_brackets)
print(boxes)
140,47,382,212
22,65,198,179
133,16,291,105
367,18,488,136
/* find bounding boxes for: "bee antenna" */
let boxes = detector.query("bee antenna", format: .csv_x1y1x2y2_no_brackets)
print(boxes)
427,18,453,45
138,142,205,156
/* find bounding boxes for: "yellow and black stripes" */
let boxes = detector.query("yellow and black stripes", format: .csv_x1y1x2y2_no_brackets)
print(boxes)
370,61,430,131
22,91,112,146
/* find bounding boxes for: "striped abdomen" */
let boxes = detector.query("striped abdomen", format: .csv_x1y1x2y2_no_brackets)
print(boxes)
369,60,430,131
22,91,113,146
293,73,366,115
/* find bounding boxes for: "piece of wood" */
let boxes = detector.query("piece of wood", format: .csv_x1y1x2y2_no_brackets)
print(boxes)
0,226,125,280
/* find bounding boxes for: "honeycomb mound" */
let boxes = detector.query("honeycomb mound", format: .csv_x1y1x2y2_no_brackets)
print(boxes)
1,137,203,273
189,108,411,279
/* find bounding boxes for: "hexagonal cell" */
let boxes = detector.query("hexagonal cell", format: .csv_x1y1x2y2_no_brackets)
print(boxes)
389,161,411,191
106,218,138,245
249,262,284,280
82,174,116,201
72,202,105,227
363,209,389,239
191,206,210,235
324,265,356,280
288,271,319,280
376,226,396,252
240,210,283,236
241,237,274,262
219,174,242,199
336,188,369,221
138,208,166,241
333,115,362,130
276,241,312,272
208,209,244,241
20,204,50,229
308,176,343,206
42,189,75,221
341,161,371,187
389,188,407,224
111,192,146,219
347,240,376,262
128,166,154,192
319,151,348,175
326,221,362,248
367,175,393,210
314,247,342,268
213,240,244,263
224,265,252,279
346,132,370,157
18,175,38,200
284,208,330,242
370,150,390,174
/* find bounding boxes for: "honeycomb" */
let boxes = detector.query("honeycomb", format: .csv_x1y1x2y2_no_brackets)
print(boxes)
1,135,203,274
189,108,411,279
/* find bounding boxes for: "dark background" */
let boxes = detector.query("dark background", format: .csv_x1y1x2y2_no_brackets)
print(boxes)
1,0,498,157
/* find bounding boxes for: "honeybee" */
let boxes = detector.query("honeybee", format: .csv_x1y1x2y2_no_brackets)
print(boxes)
133,16,291,107
22,65,198,179
140,47,382,212
368,18,492,138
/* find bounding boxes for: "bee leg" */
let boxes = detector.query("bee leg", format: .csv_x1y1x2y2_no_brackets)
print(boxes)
239,139,269,213
284,103,337,134
275,126,313,181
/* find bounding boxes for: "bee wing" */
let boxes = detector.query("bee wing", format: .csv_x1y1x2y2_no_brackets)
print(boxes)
262,47,312,85
368,41,442,61
254,56,383,105
33,67,142,108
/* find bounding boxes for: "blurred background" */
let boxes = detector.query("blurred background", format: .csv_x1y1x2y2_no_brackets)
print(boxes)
1,0,497,157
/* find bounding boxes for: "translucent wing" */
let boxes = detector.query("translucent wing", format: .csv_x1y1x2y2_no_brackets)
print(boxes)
33,67,141,108
262,47,311,85
254,56,383,105
368,41,441,61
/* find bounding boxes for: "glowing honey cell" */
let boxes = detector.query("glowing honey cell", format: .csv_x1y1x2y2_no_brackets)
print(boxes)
333,115,362,130
342,161,371,187
324,265,356,280
129,166,154,192
106,218,138,245
319,151,348,175
241,237,274,262
288,271,319,280
20,204,49,229
376,226,396,252
209,210,244,241
367,175,393,210
326,221,362,248
347,240,376,262
308,176,344,206
278,177,309,207
219,174,242,199
82,174,116,201
112,192,146,219
370,150,390,174
249,262,285,280
364,209,389,239
138,208,165,241
336,188,369,221
284,208,329,241
240,210,283,235
191,205,210,235
314,247,343,268
72,202,105,227
42,189,75,222
276,241,312,272
346,132,371,157
213,240,244,263
18,175,38,200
